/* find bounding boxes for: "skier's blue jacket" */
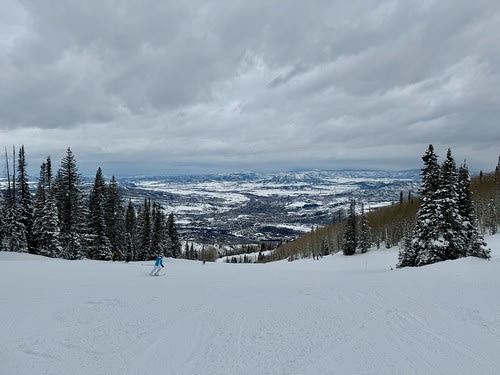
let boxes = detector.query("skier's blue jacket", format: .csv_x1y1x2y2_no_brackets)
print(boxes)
155,256,163,267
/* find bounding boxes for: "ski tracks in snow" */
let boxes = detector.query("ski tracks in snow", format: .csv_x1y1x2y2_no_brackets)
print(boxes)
331,286,499,375
3,246,500,375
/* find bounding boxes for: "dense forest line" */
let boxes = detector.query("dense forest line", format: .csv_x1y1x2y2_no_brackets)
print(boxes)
0,146,181,261
268,147,499,263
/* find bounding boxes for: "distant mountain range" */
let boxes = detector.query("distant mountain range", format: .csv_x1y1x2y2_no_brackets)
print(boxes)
115,169,421,245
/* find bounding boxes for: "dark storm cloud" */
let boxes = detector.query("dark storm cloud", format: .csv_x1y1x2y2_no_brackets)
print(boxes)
1,0,499,175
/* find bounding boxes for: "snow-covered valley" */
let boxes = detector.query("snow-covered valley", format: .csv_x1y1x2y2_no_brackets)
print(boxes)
1,234,499,375
117,169,419,244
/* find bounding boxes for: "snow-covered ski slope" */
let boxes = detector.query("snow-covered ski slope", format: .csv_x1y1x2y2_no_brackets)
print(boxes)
1,235,500,375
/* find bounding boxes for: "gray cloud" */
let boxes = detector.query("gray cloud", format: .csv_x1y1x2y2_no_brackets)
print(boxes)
1,0,499,175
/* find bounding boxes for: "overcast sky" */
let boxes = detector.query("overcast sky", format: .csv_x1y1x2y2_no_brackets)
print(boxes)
1,0,499,177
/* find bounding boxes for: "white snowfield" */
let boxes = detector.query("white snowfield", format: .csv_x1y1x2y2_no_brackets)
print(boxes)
1,235,500,375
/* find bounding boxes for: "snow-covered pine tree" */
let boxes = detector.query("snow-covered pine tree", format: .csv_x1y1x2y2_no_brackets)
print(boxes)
1,146,28,253
105,176,126,260
399,145,441,267
400,146,492,268
358,202,371,253
88,167,112,260
33,160,47,206
398,224,413,265
46,156,52,191
436,149,465,260
151,203,167,257
16,145,34,253
343,199,357,255
1,201,28,252
53,148,87,259
124,199,136,261
32,160,48,254
166,212,181,258
413,145,445,266
32,158,62,257
135,198,152,260
458,162,490,259
38,194,63,258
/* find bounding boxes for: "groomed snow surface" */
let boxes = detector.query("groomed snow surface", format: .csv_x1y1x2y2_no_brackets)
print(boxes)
2,235,500,375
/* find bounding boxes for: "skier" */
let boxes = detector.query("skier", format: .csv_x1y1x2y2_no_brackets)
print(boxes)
150,255,164,276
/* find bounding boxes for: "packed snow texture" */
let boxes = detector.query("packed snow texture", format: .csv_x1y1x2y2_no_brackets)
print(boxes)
1,235,500,375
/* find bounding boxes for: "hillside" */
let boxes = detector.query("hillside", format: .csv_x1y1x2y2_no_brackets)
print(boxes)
1,234,499,374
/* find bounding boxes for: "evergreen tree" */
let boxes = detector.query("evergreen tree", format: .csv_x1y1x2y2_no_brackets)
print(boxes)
36,194,63,258
1,201,27,252
151,203,167,257
436,149,465,260
398,224,413,265
31,162,46,255
88,167,112,260
408,145,442,266
458,163,490,259
166,212,181,258
32,158,62,257
105,176,126,259
1,146,28,253
53,148,87,259
46,156,52,191
343,200,357,255
135,198,152,260
1,203,26,254
400,145,491,268
124,199,137,261
34,161,48,202
358,203,371,253
16,145,34,253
